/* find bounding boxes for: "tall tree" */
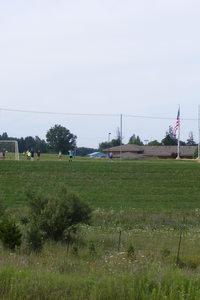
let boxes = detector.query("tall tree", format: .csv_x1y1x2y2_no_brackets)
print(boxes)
186,131,196,145
76,147,97,156
18,137,25,152
46,125,76,153
99,141,112,151
35,136,48,153
24,136,36,150
129,134,144,145
148,140,162,146
0,132,8,140
161,126,177,146
99,128,122,150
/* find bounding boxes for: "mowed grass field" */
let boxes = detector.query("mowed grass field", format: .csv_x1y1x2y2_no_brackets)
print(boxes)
0,155,200,212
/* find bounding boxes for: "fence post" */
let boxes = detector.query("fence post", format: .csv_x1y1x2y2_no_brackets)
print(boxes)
176,230,182,265
118,230,122,252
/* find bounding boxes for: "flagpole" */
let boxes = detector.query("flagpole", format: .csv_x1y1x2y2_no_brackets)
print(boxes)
120,114,122,161
176,106,180,159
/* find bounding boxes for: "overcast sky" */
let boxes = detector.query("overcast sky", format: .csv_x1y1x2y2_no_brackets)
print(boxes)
0,0,200,148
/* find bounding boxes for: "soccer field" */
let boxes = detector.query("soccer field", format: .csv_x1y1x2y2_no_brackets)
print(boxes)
0,157,200,212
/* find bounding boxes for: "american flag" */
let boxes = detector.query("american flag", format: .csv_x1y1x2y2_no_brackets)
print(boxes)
173,108,180,136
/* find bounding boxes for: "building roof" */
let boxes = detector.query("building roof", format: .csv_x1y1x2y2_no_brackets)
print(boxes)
103,144,196,157
143,145,196,156
103,144,141,152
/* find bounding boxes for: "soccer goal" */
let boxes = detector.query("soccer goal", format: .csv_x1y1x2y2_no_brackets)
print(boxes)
0,140,19,160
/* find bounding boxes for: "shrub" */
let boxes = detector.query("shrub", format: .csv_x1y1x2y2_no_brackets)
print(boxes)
193,147,198,158
0,218,22,251
71,245,79,256
0,193,6,220
88,241,96,256
26,225,43,253
161,247,171,258
26,188,92,242
127,244,136,260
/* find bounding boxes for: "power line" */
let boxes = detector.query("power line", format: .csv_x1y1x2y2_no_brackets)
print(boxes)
0,107,118,117
0,107,198,121
125,114,197,121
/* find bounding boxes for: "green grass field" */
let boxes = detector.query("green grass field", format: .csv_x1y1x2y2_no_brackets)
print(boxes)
1,157,200,299
1,156,200,211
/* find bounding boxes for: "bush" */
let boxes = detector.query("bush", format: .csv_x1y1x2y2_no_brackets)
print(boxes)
193,147,198,158
88,241,96,256
26,225,43,253
161,247,171,258
26,187,92,242
127,244,136,261
0,218,22,251
0,193,6,219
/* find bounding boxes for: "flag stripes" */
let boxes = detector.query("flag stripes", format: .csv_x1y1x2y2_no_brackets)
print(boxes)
173,108,180,136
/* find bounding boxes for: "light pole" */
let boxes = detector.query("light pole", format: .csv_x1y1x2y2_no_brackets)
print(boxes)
108,132,111,144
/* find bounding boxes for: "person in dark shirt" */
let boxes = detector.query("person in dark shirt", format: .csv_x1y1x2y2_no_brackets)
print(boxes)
2,149,6,159
31,149,34,161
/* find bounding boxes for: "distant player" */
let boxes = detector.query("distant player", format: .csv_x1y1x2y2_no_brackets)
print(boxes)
26,150,31,160
109,152,113,160
37,150,41,160
58,151,62,160
31,149,34,161
68,150,74,162
2,149,6,159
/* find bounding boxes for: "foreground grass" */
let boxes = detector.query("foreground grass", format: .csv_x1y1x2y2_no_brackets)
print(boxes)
1,232,200,300
1,265,200,300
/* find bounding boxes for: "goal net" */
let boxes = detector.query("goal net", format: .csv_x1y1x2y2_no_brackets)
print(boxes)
0,140,19,160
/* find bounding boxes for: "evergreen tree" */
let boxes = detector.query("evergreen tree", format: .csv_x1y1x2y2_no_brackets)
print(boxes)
148,140,162,146
186,131,196,145
129,134,143,145
161,126,177,146
99,128,121,150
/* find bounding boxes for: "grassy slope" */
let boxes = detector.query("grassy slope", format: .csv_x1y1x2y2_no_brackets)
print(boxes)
0,157,200,211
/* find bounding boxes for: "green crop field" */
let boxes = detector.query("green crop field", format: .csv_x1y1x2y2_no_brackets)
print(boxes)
0,156,200,211
1,157,200,299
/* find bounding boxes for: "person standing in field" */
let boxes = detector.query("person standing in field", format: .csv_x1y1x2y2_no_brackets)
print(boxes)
2,149,6,159
109,152,113,160
31,149,34,161
68,150,74,162
58,151,62,160
37,150,41,160
26,150,31,160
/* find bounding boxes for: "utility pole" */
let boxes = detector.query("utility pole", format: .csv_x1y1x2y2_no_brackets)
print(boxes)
198,105,200,159
120,114,122,161
176,106,180,159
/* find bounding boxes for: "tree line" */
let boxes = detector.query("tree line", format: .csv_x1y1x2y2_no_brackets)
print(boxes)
0,132,48,153
0,125,97,155
99,126,197,150
0,124,197,155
